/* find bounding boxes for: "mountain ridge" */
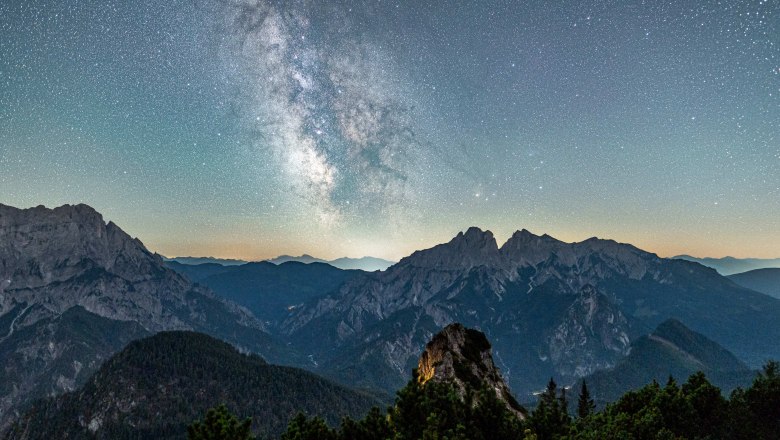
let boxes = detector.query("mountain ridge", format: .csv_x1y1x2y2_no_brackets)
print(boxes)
582,318,754,404
282,226,780,399
4,331,378,439
165,254,396,272
728,268,780,299
0,203,297,429
674,255,780,275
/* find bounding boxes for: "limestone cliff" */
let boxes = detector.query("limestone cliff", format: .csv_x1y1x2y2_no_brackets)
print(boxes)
417,323,526,419
0,203,288,430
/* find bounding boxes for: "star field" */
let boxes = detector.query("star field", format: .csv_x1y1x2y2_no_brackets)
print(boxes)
1,0,778,260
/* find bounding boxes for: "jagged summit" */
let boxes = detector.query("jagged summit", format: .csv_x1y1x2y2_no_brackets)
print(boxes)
0,203,285,428
398,227,500,270
0,204,113,234
501,228,565,267
0,203,162,292
1,202,97,214
392,226,659,275
417,323,526,419
505,228,560,243
460,226,495,240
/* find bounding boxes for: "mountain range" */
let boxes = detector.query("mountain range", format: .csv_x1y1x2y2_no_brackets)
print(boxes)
674,255,780,276
267,255,395,272
165,255,395,272
728,268,780,299
280,227,780,399
2,203,779,434
0,204,298,429
161,256,248,266
165,261,363,331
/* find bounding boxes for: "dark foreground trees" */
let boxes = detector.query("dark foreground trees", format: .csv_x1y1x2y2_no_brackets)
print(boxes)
567,361,780,440
280,370,525,440
187,404,254,440
192,361,780,440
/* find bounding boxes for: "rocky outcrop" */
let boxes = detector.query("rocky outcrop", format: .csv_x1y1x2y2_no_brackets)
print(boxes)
418,323,526,419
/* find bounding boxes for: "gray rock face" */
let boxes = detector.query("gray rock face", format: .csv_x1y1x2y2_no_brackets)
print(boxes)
400,227,502,270
0,204,259,332
546,285,631,378
283,226,780,398
418,323,526,419
0,204,281,429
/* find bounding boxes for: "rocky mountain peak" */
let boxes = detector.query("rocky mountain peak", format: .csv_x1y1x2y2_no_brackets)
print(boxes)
1,203,102,228
398,227,500,270
0,203,163,292
451,227,498,252
461,226,493,239
417,323,526,419
0,203,281,429
500,228,563,267
509,228,539,241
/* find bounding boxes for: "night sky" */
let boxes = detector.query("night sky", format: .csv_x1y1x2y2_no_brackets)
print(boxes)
1,0,778,261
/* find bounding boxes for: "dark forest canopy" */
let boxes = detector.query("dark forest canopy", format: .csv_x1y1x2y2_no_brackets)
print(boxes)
268,361,779,440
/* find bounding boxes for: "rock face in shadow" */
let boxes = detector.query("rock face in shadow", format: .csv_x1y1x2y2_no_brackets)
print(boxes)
581,319,754,405
283,226,780,398
0,204,292,430
418,323,526,419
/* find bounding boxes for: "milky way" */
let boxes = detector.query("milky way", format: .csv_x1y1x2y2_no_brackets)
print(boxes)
220,0,431,228
1,0,778,260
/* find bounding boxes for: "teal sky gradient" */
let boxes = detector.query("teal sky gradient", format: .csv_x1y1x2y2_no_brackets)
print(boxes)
1,0,778,260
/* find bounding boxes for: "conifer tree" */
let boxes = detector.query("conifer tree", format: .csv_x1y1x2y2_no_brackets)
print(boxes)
281,413,337,440
529,378,570,440
187,404,254,440
576,381,595,419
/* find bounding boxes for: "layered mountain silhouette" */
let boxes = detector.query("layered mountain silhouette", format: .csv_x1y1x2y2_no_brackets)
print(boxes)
674,255,780,275
0,204,297,428
166,254,395,272
267,255,395,272
281,227,780,398
3,204,779,433
582,319,755,404
728,268,780,299
5,331,378,439
162,256,248,266
167,261,363,330
163,261,234,282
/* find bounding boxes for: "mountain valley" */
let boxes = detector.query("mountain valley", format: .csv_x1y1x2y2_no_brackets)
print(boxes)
1,203,779,437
